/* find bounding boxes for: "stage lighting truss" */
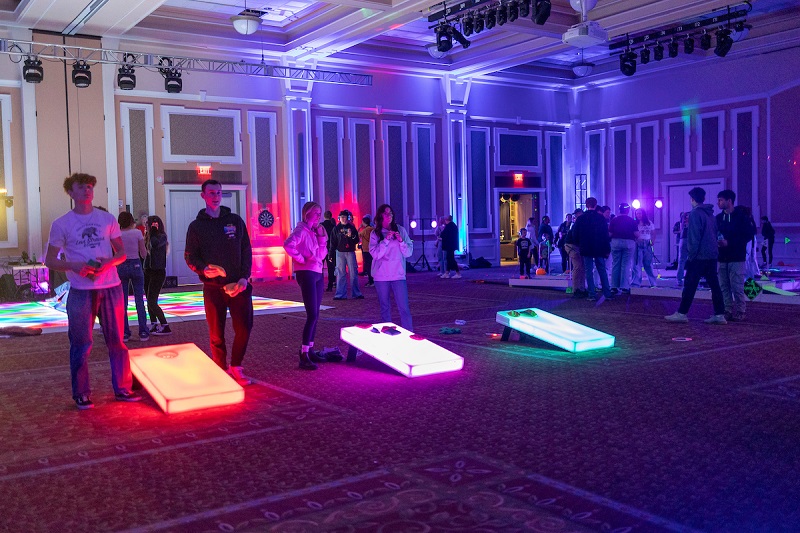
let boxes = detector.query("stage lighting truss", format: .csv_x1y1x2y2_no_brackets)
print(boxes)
428,0,533,50
607,2,752,76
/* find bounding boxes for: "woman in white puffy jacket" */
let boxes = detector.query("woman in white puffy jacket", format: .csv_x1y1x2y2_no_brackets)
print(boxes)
283,201,329,370
369,203,414,331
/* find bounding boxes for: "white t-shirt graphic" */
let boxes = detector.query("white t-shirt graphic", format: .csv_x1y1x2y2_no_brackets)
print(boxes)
48,209,122,289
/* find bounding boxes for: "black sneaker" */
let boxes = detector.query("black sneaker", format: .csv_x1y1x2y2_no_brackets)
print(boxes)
308,349,327,363
75,395,95,410
123,332,131,342
115,390,143,402
152,324,172,336
354,295,365,299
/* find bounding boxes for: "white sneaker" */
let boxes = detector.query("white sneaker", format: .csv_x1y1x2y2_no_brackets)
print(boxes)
452,273,462,279
665,312,689,323
440,273,451,279
228,366,252,386
704,314,728,325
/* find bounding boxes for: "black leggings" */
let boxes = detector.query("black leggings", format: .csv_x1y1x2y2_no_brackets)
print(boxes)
144,268,167,325
296,270,324,345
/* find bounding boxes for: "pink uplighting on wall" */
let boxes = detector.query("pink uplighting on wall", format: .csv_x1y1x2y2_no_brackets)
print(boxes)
129,343,245,414
340,322,464,377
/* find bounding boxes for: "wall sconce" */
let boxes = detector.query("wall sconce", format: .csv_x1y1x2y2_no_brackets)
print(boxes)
0,187,13,207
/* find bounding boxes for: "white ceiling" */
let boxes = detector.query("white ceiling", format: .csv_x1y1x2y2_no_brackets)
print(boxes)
2,0,800,88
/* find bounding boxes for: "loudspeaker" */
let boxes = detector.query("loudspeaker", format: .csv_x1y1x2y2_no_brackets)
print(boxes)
0,274,17,300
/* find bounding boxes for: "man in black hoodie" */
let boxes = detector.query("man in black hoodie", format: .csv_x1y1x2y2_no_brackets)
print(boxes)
716,189,755,321
573,197,612,301
185,179,253,386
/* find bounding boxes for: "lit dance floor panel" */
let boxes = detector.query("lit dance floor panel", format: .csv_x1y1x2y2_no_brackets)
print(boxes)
496,308,615,353
0,291,310,333
340,322,464,377
129,343,244,414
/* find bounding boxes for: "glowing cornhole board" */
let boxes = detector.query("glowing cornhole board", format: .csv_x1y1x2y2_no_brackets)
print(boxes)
496,308,615,353
340,322,464,377
129,343,244,414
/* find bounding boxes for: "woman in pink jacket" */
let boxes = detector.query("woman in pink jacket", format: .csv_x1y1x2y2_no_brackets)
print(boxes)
284,202,330,370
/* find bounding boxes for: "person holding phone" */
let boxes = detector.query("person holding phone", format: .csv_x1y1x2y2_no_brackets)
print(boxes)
369,204,414,331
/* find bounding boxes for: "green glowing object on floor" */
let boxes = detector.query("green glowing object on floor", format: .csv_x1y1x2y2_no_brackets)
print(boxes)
496,308,615,353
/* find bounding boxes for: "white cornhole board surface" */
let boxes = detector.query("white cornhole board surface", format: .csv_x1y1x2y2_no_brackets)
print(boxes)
129,342,245,414
340,322,464,377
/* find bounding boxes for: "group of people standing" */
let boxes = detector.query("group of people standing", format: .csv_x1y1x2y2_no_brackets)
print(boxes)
666,187,760,324
284,203,415,370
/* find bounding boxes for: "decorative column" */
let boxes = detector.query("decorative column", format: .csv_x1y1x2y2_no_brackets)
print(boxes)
443,75,472,252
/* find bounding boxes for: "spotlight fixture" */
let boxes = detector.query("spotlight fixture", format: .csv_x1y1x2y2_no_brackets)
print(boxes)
164,69,182,93
497,4,507,25
435,24,453,53
474,12,485,33
668,38,679,58
532,0,551,25
450,26,471,49
519,0,530,19
117,64,136,90
4,197,12,208
700,31,712,50
640,46,650,65
507,1,519,23
653,41,664,61
22,57,43,84
485,8,496,29
684,35,694,54
71,60,91,88
619,50,636,76
715,28,733,56
462,15,474,37
732,21,751,42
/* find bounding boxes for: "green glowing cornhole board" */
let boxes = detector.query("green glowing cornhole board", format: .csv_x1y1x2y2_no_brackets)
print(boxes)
496,308,615,352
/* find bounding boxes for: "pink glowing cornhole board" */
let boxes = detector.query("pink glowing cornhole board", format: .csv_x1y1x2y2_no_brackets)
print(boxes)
129,343,245,414
340,322,464,377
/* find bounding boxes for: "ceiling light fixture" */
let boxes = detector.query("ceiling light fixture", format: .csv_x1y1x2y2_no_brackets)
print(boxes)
572,48,594,77
450,26,471,49
668,38,679,58
474,12,485,33
22,57,43,83
117,64,136,90
519,0,530,19
639,46,650,65
732,21,751,41
71,60,91,88
231,3,262,35
435,24,453,53
684,35,694,54
619,49,636,76
497,4,508,26
715,28,734,57
158,57,183,93
507,1,519,23
485,8,497,29
533,0,551,25
700,31,712,50
653,41,664,61
462,15,474,37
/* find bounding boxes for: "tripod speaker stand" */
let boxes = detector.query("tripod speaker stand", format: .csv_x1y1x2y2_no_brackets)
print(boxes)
411,217,436,272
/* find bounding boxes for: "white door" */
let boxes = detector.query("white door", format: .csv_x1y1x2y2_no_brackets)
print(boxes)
166,187,243,285
665,179,724,263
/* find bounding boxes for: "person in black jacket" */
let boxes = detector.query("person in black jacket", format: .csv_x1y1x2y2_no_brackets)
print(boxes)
556,213,573,273
320,211,336,291
572,197,612,301
185,180,253,386
716,190,755,321
760,215,775,267
144,215,171,336
440,215,461,279
330,209,363,300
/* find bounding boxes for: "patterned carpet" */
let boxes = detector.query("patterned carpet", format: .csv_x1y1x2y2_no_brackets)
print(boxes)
1,267,799,532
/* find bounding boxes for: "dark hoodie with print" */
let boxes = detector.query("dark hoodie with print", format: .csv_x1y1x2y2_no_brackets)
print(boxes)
687,203,719,262
185,206,252,286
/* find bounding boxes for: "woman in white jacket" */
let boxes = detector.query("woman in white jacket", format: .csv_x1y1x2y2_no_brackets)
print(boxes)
283,202,329,370
369,204,414,331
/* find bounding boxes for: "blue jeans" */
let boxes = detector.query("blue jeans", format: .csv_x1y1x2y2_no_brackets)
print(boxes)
584,256,611,298
374,280,413,331
335,251,362,298
66,285,132,399
610,238,636,290
632,240,658,287
437,248,446,274
117,259,148,336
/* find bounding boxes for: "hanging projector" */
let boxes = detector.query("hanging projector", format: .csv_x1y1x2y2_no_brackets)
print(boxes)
562,20,608,48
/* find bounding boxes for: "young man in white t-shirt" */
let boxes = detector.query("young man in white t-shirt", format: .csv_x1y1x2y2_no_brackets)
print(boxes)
45,173,142,410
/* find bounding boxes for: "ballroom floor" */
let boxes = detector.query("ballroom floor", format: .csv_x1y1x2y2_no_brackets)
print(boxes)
1,267,798,532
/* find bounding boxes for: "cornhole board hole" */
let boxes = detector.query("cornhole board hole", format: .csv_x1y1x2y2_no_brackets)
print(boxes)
340,322,464,377
496,308,615,353
129,343,245,414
